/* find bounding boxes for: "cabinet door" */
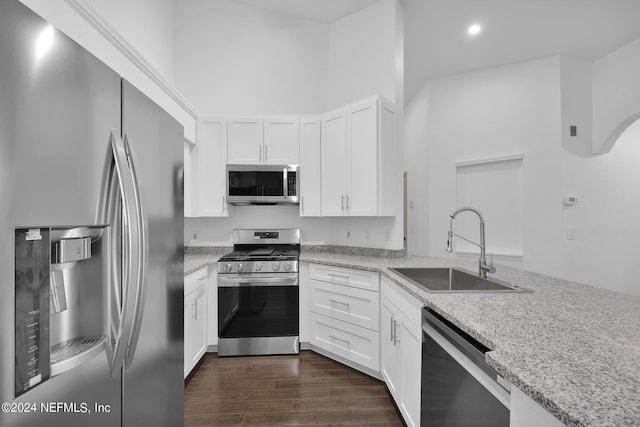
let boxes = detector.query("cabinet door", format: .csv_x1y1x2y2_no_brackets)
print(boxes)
299,118,321,217
264,117,299,164
348,100,378,216
227,117,263,164
197,118,228,216
380,298,401,401
399,313,422,427
321,110,348,216
190,286,207,368
183,297,190,378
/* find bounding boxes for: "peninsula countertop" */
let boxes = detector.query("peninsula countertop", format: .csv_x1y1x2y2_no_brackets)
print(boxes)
299,252,640,427
184,249,640,426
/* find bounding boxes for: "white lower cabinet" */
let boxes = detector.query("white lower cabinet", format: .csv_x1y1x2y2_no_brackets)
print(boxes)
184,266,209,378
380,276,423,427
307,263,380,374
309,312,380,371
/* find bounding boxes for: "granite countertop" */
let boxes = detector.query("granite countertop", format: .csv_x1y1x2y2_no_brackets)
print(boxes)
300,252,640,427
183,247,230,275
184,248,640,426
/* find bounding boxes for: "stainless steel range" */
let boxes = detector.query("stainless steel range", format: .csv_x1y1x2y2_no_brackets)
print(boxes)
217,229,300,356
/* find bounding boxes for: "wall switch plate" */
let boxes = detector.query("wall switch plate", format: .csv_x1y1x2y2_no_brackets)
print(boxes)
567,226,577,240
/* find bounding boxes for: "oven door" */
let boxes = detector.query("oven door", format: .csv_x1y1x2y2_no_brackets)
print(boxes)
217,273,299,355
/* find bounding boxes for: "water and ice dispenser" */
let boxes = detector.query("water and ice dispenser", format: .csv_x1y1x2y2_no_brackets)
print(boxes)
14,226,110,397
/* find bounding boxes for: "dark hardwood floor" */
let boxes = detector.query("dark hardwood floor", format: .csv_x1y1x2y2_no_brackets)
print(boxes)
184,351,404,427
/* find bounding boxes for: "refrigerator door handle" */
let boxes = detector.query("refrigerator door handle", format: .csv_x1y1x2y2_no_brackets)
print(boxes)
98,129,144,376
123,133,148,368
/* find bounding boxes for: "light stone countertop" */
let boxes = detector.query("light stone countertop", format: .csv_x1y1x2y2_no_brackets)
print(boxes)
184,249,640,426
300,252,640,427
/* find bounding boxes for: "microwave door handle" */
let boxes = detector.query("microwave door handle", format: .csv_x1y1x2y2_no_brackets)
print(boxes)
283,167,287,198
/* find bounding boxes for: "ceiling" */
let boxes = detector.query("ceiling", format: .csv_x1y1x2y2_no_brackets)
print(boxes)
233,0,380,23
403,0,640,100
230,0,640,102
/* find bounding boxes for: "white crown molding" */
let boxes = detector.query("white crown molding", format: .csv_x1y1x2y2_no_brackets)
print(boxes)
64,0,199,119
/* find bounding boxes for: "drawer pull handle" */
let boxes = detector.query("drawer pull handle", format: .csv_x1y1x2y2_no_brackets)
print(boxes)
329,273,349,281
394,321,401,346
329,299,350,308
329,335,350,346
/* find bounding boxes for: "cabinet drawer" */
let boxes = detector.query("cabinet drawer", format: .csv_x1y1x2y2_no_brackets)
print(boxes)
185,266,208,297
309,279,379,331
309,312,379,372
309,264,379,292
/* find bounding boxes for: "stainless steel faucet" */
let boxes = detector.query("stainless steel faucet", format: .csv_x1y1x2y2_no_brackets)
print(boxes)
446,206,496,278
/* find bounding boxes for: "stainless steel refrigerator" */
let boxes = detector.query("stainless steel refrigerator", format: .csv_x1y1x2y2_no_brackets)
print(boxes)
0,1,184,426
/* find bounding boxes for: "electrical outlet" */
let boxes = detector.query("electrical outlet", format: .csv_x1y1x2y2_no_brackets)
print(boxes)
567,226,577,240
192,231,200,241
365,229,372,241
346,229,351,240
385,230,391,241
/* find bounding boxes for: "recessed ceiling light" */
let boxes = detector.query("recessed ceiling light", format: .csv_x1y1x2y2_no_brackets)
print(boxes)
467,24,482,36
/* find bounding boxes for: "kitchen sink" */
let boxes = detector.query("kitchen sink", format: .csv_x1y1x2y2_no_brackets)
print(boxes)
388,267,533,293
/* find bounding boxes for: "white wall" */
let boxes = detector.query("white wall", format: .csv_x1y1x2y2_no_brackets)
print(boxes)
561,51,640,296
20,0,196,140
328,0,397,108
178,0,404,250
87,0,175,83
404,84,430,255
593,38,640,153
406,50,640,295
407,57,564,276
173,0,329,115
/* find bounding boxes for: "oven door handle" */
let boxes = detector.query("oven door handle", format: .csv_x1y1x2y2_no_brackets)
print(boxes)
218,274,299,287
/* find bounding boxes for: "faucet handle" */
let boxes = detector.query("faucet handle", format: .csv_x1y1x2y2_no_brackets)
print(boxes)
489,253,497,274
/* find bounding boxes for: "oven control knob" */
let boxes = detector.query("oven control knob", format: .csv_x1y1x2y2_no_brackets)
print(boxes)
284,263,292,272
225,263,233,272
254,263,262,272
272,262,281,271
236,263,244,272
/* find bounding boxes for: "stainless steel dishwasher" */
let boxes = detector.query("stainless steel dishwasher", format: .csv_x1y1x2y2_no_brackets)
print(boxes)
421,308,511,426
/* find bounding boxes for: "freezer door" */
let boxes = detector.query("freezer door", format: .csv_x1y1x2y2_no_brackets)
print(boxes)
0,1,121,426
121,80,184,427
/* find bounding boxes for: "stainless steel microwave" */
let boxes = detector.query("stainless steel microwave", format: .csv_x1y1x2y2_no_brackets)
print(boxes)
226,164,299,205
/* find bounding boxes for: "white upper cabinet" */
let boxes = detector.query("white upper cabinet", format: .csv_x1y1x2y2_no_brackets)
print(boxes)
196,117,228,217
227,117,300,164
321,110,348,216
321,96,395,217
227,117,264,164
264,117,300,164
299,118,322,217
